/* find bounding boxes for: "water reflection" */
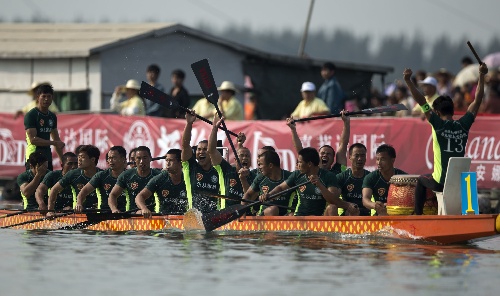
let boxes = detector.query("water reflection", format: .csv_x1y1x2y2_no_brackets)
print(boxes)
2,229,499,296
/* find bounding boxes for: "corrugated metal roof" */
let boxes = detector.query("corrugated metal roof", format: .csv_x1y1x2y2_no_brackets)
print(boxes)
0,23,175,58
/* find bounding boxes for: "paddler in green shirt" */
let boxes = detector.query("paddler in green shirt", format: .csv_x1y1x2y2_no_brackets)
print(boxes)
181,110,220,214
263,147,358,216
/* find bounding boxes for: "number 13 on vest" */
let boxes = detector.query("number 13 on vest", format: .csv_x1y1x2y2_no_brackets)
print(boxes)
461,172,478,215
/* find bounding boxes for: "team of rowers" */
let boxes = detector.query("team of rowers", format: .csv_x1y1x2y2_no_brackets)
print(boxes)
19,107,407,219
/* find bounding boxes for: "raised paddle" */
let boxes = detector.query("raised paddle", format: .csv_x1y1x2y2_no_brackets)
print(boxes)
293,104,408,123
139,81,238,137
0,211,75,229
200,180,311,232
191,59,243,169
466,41,483,64
195,190,296,211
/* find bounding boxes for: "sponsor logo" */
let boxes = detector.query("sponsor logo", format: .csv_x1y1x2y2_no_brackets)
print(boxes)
123,121,155,158
211,175,218,183
314,187,321,194
39,119,44,126
377,188,386,196
229,179,237,187
180,190,186,197
262,186,269,194
104,183,111,191
196,173,203,181
347,184,354,192
131,182,139,190
299,185,306,192
77,183,84,190
162,190,169,197
48,119,54,128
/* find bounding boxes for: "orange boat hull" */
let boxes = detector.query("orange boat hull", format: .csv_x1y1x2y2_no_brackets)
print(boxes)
1,210,498,244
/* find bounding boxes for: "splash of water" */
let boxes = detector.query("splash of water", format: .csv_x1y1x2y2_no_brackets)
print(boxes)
183,208,205,231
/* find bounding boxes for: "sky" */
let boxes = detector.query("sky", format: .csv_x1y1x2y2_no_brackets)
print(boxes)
1,0,499,54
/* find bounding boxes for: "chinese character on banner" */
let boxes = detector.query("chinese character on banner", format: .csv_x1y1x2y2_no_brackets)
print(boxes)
317,134,332,148
476,164,486,181
95,129,109,153
300,134,312,148
491,165,500,182
370,134,385,159
80,129,93,145
62,128,79,153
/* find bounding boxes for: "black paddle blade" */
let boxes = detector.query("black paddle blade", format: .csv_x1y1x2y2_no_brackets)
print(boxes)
202,204,250,232
139,81,177,109
191,59,219,105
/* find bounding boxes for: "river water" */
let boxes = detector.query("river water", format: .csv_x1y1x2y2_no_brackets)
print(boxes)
0,229,499,296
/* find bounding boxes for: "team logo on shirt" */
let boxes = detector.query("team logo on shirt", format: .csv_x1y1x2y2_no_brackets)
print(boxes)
48,119,54,127
378,188,386,196
299,185,307,192
39,119,44,126
347,184,354,192
262,186,269,194
229,179,237,187
162,190,169,197
77,183,84,190
131,182,139,190
315,187,321,194
180,190,186,197
104,183,111,191
196,173,203,181
211,175,218,183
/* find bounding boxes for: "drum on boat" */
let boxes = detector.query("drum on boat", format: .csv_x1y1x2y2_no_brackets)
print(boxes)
387,175,438,215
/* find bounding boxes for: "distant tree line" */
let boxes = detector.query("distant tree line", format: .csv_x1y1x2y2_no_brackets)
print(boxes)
4,16,499,89
200,22,500,88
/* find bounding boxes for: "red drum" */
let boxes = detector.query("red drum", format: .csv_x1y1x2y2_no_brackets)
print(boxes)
387,175,438,215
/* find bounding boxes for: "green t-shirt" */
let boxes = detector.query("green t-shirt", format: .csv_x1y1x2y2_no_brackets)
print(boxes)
250,169,293,216
181,155,220,214
214,159,257,208
24,108,57,167
59,168,101,209
145,170,188,214
362,168,407,203
116,168,162,211
330,162,347,175
17,169,49,210
42,170,73,210
89,168,128,211
336,168,371,216
429,112,475,184
285,168,339,216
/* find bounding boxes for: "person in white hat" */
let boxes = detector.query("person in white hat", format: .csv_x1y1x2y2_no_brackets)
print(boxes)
110,79,146,116
191,80,244,120
14,81,59,119
411,76,439,117
290,82,330,119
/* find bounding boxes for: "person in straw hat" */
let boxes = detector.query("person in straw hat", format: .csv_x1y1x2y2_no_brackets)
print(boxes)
110,79,145,116
192,81,244,120
15,81,59,119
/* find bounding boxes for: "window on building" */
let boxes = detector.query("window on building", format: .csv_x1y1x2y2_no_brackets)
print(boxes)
53,90,90,112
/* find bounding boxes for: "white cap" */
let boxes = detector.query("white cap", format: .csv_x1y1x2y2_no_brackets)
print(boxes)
419,77,437,87
300,82,316,92
125,79,141,90
217,81,238,92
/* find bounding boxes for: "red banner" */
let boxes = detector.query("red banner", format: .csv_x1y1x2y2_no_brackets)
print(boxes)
1,113,499,189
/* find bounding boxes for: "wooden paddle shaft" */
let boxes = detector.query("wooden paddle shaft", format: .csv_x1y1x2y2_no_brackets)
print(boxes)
467,41,483,64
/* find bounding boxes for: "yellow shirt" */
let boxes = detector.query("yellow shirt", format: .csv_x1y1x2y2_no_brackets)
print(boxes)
192,99,215,118
111,94,145,116
192,97,244,120
291,98,330,119
412,93,440,113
